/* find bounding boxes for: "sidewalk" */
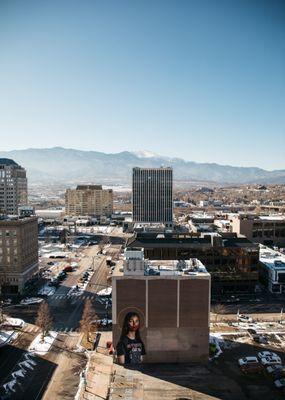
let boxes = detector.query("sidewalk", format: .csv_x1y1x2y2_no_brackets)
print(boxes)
75,330,114,400
80,352,114,400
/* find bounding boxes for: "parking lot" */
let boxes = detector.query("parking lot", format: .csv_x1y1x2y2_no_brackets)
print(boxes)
110,331,285,400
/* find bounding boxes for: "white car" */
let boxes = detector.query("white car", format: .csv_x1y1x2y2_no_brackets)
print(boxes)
261,356,282,366
237,314,253,323
238,356,259,366
274,378,285,388
258,351,278,360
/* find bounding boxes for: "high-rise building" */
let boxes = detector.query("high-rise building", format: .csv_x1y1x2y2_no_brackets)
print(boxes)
0,159,28,215
132,167,173,226
0,216,38,294
65,185,113,217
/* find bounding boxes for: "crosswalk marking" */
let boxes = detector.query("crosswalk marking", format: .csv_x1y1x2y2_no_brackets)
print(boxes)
51,293,98,301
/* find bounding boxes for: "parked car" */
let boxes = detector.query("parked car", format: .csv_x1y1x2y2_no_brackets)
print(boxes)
272,369,285,380
238,356,259,367
237,314,253,323
266,364,284,374
258,351,279,359
240,363,263,374
2,299,12,306
57,271,67,280
261,356,282,366
47,261,54,266
274,378,285,388
64,266,73,272
253,334,268,344
49,278,60,287
148,268,160,276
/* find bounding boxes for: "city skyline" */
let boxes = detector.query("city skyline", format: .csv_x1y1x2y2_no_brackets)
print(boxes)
0,0,284,169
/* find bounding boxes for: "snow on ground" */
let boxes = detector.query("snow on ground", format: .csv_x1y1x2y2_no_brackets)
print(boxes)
1,353,38,396
0,330,19,346
4,317,25,328
97,287,112,296
28,331,57,355
38,284,56,296
209,334,224,359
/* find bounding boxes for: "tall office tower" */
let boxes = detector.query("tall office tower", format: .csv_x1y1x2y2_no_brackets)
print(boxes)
65,185,113,217
0,159,28,215
132,167,173,225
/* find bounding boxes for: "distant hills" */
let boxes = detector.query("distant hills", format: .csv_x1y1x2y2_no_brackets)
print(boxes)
0,147,285,185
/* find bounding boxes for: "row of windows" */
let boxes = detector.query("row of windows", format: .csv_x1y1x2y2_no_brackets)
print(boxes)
0,230,17,236
0,255,18,263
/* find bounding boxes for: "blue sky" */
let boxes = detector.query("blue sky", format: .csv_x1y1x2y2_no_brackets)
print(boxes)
0,0,284,169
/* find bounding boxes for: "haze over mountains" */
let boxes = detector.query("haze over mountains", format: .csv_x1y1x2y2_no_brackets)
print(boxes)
0,147,285,185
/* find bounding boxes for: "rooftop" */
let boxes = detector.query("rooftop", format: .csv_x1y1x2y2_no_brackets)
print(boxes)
259,245,285,271
76,185,103,190
0,158,19,167
126,232,258,249
113,256,210,278
0,215,38,225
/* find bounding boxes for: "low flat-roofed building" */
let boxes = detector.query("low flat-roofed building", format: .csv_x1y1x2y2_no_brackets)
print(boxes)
35,208,65,220
126,231,259,294
0,216,38,294
259,245,285,294
112,248,210,363
230,213,285,246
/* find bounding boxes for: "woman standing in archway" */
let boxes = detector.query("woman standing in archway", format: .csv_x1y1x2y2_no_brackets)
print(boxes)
116,312,146,365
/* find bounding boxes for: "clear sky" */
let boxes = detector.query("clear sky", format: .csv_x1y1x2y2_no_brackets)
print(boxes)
0,0,284,170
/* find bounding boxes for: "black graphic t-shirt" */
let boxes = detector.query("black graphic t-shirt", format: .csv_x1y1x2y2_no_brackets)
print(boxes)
116,336,146,364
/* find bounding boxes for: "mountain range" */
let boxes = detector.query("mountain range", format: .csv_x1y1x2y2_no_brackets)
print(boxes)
0,147,284,185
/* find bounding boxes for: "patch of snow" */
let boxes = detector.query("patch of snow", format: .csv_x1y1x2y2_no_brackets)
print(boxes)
3,379,17,392
97,287,112,296
28,331,57,355
0,330,18,346
20,297,44,305
133,150,160,158
12,369,26,379
38,285,56,296
209,334,224,359
19,360,35,371
4,317,25,328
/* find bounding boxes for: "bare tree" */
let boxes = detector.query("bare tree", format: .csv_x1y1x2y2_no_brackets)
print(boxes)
98,236,110,253
35,302,53,341
80,299,98,342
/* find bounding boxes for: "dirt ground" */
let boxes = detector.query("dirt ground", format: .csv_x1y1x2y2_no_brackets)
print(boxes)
42,333,87,400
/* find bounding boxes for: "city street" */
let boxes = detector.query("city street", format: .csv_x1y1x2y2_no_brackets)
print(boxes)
0,241,119,399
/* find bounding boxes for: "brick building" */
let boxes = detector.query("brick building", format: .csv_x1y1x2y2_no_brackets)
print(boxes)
0,216,38,294
65,185,113,217
112,248,210,363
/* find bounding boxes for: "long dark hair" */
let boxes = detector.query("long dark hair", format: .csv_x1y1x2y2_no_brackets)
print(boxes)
119,312,143,342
